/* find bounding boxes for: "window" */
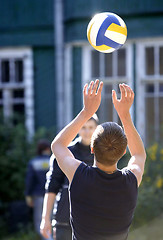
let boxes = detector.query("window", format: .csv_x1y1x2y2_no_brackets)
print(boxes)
145,47,154,75
0,59,24,117
91,48,127,79
90,47,130,124
15,60,23,83
105,53,112,77
138,43,163,146
2,60,10,83
144,45,163,145
91,51,100,78
117,48,126,77
159,47,163,75
0,48,34,137
144,81,163,146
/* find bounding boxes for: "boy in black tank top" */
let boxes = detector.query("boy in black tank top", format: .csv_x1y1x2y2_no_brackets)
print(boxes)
51,80,146,240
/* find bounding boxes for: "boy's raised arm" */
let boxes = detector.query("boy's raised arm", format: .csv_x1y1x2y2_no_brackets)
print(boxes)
112,84,146,186
51,80,103,183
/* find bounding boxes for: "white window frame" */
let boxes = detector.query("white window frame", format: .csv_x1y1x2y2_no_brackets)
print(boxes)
0,47,34,138
64,44,73,125
136,38,163,145
82,42,133,123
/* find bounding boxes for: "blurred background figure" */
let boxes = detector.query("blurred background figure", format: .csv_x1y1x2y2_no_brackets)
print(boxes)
40,114,99,240
25,139,52,240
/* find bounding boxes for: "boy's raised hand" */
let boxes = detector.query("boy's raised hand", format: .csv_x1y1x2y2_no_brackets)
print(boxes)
83,79,103,117
112,84,134,118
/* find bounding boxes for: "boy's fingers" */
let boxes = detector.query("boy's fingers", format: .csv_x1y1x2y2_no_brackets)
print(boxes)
128,86,134,99
83,83,88,95
92,79,99,94
123,84,131,98
112,90,117,104
123,84,134,100
131,90,134,99
84,80,103,97
119,84,126,100
88,81,94,94
96,81,103,95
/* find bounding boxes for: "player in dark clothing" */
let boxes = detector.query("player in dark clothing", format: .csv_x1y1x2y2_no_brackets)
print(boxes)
25,139,52,240
40,116,98,240
51,80,146,240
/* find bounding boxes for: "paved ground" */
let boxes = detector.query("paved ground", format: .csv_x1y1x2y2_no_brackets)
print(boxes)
128,214,163,240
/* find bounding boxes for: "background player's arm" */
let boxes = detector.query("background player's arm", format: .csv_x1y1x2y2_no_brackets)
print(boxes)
51,80,103,183
40,192,56,239
40,155,65,239
112,84,146,186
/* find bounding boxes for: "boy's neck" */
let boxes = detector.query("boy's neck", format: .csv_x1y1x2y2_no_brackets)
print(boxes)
94,160,117,174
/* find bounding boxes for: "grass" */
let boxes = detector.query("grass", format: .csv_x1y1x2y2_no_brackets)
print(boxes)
2,233,40,240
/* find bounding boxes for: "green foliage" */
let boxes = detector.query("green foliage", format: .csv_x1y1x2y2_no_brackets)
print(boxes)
1,226,40,240
0,115,55,238
28,126,55,158
118,144,163,230
0,118,55,202
131,143,163,229
0,122,30,202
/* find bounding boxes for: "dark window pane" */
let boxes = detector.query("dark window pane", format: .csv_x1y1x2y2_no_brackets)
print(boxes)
2,60,10,83
145,47,154,75
98,84,113,123
91,51,99,78
146,84,154,93
13,89,24,98
117,49,126,76
13,104,24,114
145,97,155,145
0,105,3,112
104,97,113,122
15,60,23,82
98,96,113,123
159,97,163,144
159,83,163,92
13,104,25,124
0,90,3,99
104,84,112,94
105,53,113,77
159,47,163,75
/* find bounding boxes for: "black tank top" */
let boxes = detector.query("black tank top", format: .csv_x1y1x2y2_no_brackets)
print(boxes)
69,163,138,240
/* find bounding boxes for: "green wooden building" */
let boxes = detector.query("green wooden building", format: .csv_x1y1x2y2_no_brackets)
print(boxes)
0,0,163,146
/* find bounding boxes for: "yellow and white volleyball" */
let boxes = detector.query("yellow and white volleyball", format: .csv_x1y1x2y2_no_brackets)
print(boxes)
87,12,127,53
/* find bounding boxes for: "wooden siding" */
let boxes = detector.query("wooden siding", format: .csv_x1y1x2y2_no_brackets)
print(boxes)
0,0,54,47
72,47,82,117
33,47,56,129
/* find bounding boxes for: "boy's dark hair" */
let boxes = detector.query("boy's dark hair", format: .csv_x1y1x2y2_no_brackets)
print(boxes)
37,139,51,155
91,122,127,166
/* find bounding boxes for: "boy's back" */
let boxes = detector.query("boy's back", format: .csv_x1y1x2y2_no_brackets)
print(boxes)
51,81,146,240
70,163,138,240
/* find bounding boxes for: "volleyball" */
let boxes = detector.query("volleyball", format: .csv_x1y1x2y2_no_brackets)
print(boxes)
87,12,127,53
